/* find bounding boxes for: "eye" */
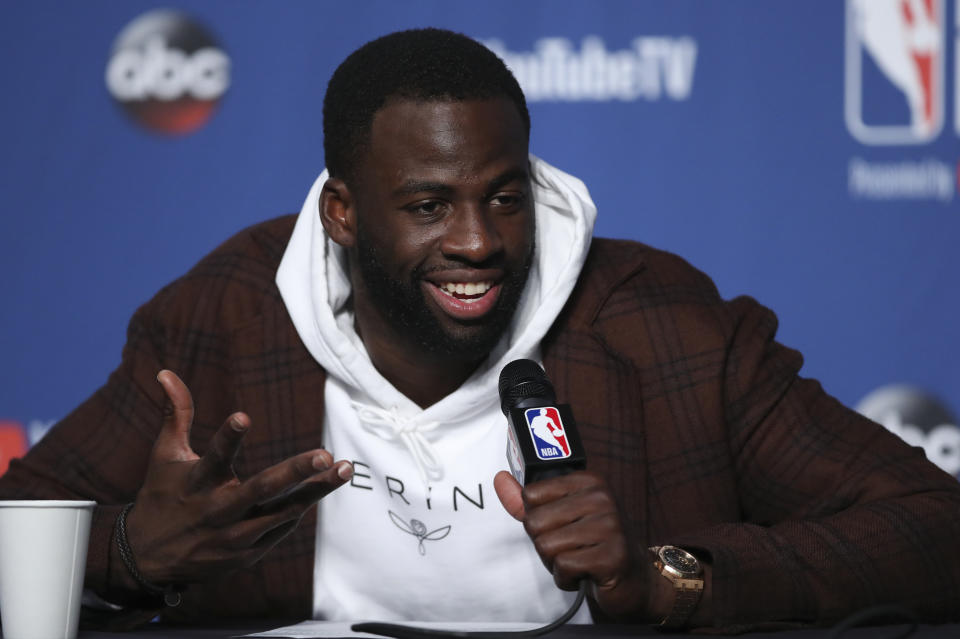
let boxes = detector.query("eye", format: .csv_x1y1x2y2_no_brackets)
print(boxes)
489,192,525,210
405,200,446,218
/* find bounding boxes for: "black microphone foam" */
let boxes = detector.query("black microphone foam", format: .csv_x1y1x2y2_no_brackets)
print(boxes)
498,359,556,415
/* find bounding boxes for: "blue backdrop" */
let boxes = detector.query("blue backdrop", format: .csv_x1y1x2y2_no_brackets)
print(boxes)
1,1,958,475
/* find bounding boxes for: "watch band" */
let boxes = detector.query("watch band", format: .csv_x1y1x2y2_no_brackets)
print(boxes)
650,545,704,630
659,576,703,628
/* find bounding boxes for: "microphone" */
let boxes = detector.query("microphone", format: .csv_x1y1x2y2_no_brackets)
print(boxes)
498,359,586,485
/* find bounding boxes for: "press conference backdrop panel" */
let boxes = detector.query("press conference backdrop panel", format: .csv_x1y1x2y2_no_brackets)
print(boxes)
1,0,958,478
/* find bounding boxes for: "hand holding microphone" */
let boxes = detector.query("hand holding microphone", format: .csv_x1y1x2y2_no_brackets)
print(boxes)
354,360,666,639
494,360,657,621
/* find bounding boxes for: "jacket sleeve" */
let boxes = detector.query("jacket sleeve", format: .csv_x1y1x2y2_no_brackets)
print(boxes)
671,295,960,627
0,297,171,615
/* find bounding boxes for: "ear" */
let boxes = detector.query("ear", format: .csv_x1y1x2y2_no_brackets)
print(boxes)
319,177,357,248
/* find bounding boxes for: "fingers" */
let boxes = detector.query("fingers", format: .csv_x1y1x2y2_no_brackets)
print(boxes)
529,510,621,558
248,460,353,518
523,478,615,538
516,471,631,594
226,452,351,516
494,470,525,521
191,412,250,488
154,370,199,461
217,462,354,553
530,512,625,589
520,472,613,546
221,518,303,573
550,544,621,591
134,378,357,586
222,501,310,551
522,471,606,509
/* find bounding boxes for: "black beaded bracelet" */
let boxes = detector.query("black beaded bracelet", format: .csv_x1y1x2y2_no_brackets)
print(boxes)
115,503,182,607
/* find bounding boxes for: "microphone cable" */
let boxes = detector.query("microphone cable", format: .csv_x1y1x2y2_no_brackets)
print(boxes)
351,580,587,639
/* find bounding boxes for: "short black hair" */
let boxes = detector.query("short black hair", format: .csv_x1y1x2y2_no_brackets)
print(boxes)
322,28,530,186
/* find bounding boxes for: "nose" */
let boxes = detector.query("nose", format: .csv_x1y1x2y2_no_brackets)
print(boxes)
439,204,503,265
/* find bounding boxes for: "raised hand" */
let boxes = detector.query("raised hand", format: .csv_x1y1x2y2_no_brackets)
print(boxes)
494,470,668,621
121,370,353,588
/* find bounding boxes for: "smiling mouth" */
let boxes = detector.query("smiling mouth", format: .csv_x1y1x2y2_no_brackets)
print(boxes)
423,279,501,320
435,280,494,302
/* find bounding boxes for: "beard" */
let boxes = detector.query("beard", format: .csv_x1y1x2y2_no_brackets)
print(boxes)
354,227,533,362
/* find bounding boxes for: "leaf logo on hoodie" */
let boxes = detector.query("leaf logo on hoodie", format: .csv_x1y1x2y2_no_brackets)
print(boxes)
388,511,451,555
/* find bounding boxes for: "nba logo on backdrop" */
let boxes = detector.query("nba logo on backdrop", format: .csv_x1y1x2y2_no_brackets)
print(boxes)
524,407,571,460
845,0,945,144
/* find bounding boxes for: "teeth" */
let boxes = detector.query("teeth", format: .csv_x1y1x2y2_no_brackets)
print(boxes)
438,281,493,296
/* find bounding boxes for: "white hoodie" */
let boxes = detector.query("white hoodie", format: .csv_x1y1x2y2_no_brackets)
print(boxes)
276,156,597,622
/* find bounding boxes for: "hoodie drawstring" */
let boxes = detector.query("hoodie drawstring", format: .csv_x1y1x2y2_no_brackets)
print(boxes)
351,402,443,485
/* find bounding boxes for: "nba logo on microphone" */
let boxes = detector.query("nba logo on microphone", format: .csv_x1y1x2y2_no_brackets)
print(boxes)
524,407,571,461
845,0,945,144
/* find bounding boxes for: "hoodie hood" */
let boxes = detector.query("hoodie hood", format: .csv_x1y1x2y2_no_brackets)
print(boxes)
276,155,596,480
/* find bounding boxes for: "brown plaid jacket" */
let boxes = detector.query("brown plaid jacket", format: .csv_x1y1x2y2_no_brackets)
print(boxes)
2,215,958,628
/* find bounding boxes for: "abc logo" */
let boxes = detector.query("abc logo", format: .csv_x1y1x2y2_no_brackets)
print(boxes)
857,385,960,477
105,9,230,135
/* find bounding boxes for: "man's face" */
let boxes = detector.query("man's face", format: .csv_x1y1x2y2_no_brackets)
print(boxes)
349,98,534,361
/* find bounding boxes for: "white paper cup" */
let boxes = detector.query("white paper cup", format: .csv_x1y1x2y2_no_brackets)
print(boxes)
0,500,95,639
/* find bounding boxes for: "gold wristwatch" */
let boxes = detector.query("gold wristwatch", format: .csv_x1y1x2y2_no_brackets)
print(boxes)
649,545,704,629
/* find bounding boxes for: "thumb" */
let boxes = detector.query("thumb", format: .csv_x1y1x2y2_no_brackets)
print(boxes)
494,470,525,521
154,370,199,462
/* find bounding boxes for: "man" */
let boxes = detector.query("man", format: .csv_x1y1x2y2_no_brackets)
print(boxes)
1,28,958,631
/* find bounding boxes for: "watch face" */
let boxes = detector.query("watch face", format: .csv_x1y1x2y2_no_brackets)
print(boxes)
661,546,699,575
